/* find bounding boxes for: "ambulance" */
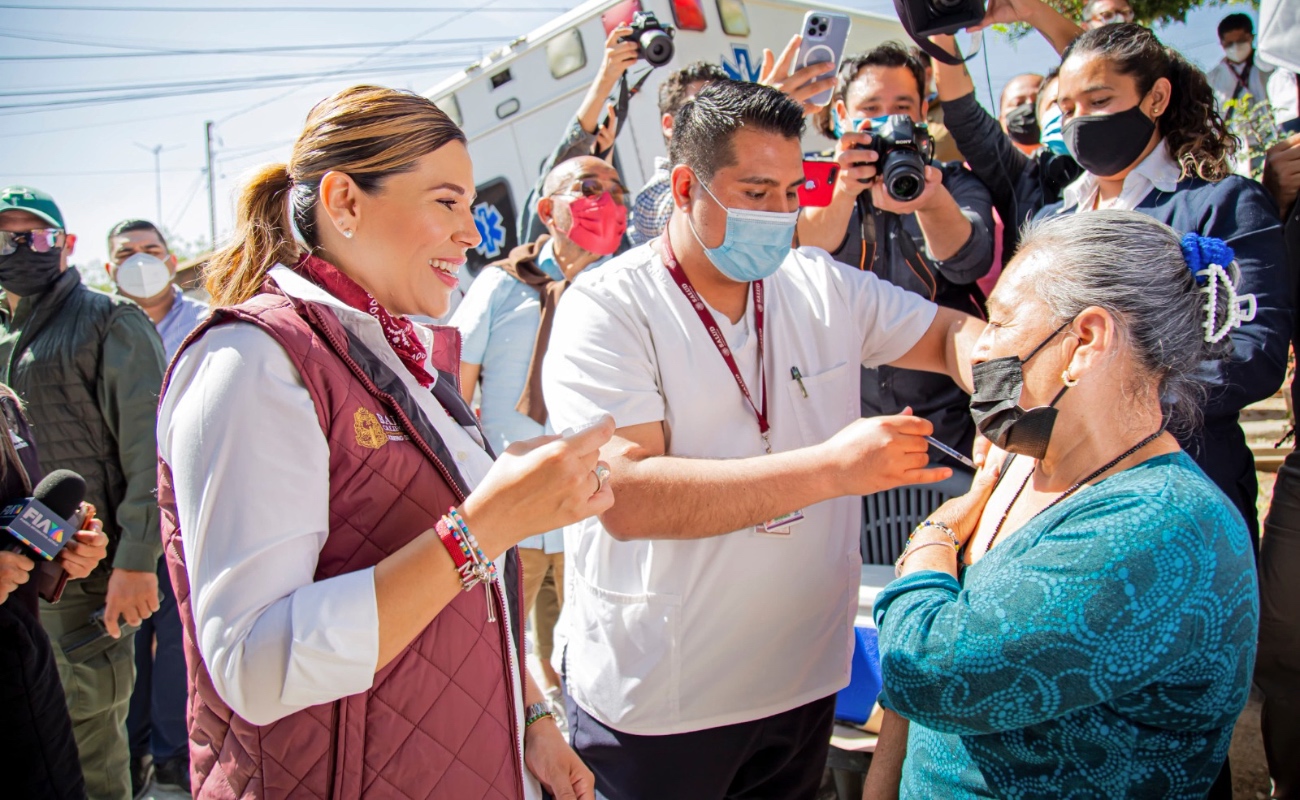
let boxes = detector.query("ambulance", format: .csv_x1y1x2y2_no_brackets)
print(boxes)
423,0,905,280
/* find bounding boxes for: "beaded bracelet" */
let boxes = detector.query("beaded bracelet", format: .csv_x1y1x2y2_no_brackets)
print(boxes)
525,702,553,729
448,507,497,583
906,520,959,550
435,509,498,622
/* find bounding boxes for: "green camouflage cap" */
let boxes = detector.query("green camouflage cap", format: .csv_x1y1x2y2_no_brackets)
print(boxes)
0,186,65,229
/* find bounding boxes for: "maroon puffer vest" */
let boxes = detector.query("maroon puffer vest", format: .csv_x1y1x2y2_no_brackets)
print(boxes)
158,287,526,799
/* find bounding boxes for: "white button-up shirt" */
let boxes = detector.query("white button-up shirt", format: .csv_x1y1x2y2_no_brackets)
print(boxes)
542,243,937,735
158,266,539,798
1061,139,1182,213
1208,56,1275,115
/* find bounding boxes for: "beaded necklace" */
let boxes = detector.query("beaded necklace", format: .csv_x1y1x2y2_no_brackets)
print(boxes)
983,429,1165,554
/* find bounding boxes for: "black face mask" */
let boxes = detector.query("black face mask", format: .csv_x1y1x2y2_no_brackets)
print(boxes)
969,322,1072,460
1004,103,1041,146
1062,103,1157,178
0,243,63,297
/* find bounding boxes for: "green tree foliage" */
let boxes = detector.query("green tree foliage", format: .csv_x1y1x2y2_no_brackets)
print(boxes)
1006,0,1255,38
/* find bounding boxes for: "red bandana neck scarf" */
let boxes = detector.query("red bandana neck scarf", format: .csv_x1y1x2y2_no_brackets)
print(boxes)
296,253,435,388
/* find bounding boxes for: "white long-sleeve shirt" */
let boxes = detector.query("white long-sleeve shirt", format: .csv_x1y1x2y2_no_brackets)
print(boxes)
158,266,538,797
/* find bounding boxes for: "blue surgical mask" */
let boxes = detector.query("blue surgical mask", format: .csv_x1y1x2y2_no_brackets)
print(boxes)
688,179,798,283
832,114,889,139
1040,105,1070,156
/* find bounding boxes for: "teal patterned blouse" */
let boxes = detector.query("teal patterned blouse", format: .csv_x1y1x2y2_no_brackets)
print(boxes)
874,452,1258,799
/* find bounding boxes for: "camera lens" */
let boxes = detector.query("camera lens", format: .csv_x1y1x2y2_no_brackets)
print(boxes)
927,0,966,12
640,31,675,67
890,174,922,201
881,152,927,202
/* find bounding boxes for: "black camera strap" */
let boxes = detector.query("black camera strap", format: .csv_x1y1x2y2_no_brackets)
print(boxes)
595,69,654,160
893,0,982,67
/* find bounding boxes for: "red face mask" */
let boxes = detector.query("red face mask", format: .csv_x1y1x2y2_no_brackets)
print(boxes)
563,192,627,256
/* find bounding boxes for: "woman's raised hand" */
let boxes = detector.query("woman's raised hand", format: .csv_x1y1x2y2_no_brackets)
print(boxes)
459,415,616,558
927,443,1007,547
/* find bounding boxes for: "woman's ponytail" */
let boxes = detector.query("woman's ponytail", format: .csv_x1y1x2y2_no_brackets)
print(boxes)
1159,48,1237,182
204,163,301,308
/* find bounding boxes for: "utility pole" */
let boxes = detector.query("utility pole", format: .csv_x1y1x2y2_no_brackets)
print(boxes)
205,121,217,250
134,141,181,223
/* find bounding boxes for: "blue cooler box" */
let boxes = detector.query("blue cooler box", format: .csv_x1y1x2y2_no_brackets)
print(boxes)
834,626,882,724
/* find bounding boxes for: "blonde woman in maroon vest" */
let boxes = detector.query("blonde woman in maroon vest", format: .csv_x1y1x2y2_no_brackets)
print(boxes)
155,85,611,800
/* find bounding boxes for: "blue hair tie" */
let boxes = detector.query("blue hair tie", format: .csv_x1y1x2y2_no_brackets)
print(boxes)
1180,232,1235,286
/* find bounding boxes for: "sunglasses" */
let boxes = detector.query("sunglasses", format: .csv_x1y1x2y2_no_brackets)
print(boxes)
555,177,631,207
1,228,63,256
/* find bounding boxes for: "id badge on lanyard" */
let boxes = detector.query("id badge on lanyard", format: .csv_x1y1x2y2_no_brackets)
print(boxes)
660,233,802,535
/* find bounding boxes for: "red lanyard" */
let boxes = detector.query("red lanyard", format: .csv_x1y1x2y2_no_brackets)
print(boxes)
661,232,770,453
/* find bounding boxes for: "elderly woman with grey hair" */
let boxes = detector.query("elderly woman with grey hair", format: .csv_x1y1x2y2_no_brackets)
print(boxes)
868,210,1259,799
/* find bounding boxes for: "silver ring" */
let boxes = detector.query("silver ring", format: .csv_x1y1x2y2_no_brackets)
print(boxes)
593,464,611,494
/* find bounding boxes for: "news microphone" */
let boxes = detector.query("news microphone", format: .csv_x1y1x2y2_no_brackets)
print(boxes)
1,469,86,560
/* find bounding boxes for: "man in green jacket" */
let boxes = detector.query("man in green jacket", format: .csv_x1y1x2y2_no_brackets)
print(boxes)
0,186,166,800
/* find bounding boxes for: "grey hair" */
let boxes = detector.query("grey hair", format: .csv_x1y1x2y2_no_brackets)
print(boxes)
1014,210,1232,433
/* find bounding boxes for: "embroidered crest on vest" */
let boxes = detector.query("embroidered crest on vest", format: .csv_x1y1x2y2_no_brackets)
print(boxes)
353,407,386,450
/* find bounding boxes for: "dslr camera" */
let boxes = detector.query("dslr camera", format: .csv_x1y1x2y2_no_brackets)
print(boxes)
897,0,986,37
857,114,934,202
623,11,675,68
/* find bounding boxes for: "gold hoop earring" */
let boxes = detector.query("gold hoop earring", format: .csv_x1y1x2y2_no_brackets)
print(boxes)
1062,370,1079,388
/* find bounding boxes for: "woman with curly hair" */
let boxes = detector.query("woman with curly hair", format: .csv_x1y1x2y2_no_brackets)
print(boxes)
1035,22,1291,553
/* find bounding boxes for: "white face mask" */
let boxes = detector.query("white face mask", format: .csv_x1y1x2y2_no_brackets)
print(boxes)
1224,42,1252,64
115,252,172,299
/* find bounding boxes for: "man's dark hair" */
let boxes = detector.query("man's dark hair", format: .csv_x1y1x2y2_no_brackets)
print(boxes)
1217,13,1253,40
1036,65,1062,112
657,61,730,117
107,218,168,251
998,72,1045,111
837,41,927,107
668,80,805,182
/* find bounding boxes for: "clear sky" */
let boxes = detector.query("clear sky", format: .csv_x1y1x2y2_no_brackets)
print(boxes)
0,0,1246,274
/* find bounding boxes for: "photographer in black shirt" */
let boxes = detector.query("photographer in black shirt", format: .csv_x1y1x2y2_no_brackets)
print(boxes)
798,42,994,459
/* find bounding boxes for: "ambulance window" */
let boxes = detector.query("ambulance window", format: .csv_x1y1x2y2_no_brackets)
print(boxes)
496,98,521,119
547,29,587,79
716,0,750,36
435,94,462,127
671,0,707,31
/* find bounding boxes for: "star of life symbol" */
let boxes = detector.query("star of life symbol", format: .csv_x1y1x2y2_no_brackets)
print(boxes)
472,202,507,259
721,45,762,82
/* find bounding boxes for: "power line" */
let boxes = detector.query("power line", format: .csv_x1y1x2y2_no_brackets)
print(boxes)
1,59,479,97
0,167,204,176
167,171,208,233
214,0,504,125
0,102,255,139
0,3,568,11
0,60,471,112
0,35,510,61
